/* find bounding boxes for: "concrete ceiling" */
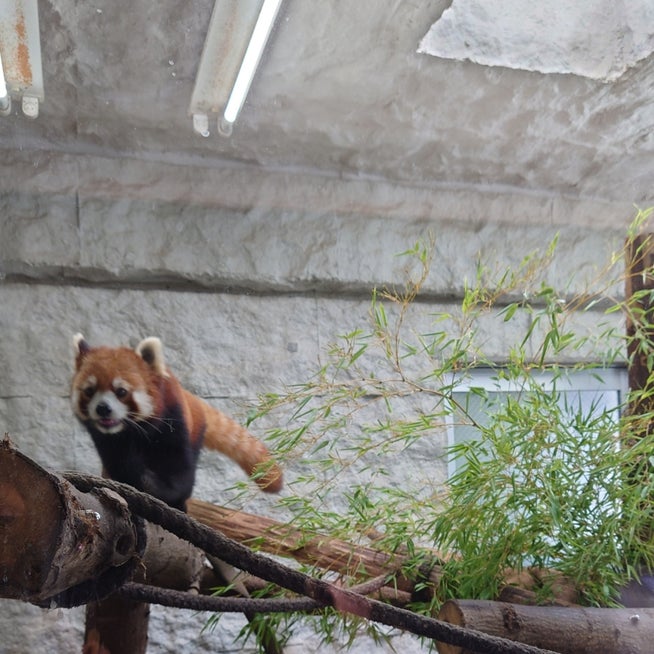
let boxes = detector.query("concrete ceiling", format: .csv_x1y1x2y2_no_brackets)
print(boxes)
2,0,654,209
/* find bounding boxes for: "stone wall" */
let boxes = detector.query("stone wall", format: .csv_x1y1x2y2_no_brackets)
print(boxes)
0,154,631,652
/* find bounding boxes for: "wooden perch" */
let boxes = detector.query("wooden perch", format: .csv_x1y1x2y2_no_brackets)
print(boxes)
0,439,142,605
0,440,281,654
437,599,654,654
0,439,212,606
625,233,654,425
0,443,570,654
187,497,444,598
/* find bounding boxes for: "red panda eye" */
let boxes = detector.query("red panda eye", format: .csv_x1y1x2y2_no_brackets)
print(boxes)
83,387,95,398
115,387,128,399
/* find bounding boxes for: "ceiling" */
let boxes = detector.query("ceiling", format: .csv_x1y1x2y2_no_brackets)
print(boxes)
2,0,654,209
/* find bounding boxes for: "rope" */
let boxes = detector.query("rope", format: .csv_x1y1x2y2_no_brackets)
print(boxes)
64,472,559,654
117,582,320,613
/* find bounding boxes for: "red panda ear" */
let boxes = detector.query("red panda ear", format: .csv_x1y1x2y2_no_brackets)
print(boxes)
136,337,168,377
73,333,91,369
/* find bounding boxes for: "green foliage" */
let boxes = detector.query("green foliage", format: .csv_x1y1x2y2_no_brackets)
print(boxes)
436,377,654,606
236,209,654,649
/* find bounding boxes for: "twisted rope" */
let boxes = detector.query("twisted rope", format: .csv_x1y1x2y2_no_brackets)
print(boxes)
117,582,320,613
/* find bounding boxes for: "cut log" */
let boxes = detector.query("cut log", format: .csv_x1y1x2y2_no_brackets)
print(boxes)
0,439,141,605
437,599,654,654
0,440,279,653
187,497,444,597
0,440,221,602
0,438,152,654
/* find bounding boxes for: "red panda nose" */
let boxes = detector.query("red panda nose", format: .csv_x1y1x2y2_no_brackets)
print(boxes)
96,402,112,418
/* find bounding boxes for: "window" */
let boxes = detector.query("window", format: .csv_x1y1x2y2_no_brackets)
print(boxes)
447,367,629,478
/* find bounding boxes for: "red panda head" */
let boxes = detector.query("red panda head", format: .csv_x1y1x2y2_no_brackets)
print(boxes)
71,334,168,434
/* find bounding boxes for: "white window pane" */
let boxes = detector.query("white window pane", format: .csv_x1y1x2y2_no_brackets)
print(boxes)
448,369,627,478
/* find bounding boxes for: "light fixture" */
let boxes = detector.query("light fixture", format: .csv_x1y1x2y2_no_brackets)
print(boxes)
0,0,44,118
189,0,283,137
0,53,10,116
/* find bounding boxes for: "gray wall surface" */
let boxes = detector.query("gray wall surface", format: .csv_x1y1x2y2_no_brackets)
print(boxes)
0,160,632,652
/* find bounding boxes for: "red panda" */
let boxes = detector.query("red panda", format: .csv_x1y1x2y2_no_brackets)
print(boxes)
71,334,282,511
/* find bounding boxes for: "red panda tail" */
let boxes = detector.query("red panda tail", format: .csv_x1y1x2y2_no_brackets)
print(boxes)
185,389,283,493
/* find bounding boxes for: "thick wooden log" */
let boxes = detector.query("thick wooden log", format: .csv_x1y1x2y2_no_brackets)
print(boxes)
187,497,444,597
0,439,141,605
0,440,215,602
82,524,213,654
624,234,654,547
84,598,150,654
0,438,151,654
437,599,654,654
0,441,281,654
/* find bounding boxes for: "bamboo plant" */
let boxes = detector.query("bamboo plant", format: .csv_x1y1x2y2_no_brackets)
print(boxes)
224,210,654,650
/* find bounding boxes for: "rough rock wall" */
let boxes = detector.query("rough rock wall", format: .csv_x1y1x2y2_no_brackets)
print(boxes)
0,155,629,652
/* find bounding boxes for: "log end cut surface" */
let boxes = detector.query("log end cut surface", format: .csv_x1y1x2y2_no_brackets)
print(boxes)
0,442,64,599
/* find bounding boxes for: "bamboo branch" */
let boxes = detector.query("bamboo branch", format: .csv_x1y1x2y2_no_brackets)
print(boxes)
186,499,581,607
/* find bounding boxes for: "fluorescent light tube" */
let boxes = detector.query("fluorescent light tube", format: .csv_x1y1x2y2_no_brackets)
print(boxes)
0,53,10,116
219,0,283,135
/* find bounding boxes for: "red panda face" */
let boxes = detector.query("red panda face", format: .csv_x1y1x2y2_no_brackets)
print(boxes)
71,342,157,435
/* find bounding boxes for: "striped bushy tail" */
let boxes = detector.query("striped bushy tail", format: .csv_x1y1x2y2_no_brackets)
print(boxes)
193,392,283,493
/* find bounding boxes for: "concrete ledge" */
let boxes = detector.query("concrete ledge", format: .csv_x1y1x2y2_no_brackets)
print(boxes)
0,151,631,298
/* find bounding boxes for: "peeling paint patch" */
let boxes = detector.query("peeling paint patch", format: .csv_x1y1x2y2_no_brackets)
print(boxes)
418,0,654,82
13,8,33,86
0,0,42,98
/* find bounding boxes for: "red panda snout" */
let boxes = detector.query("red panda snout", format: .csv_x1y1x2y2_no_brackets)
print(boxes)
87,390,129,433
72,373,156,434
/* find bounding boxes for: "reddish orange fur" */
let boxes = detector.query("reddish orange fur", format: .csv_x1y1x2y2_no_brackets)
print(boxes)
180,385,283,492
72,336,282,495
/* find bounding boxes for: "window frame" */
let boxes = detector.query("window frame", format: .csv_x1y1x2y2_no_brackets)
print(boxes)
445,366,629,478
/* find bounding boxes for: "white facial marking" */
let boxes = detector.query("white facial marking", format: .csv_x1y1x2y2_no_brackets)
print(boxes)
72,375,98,421
85,375,98,387
132,389,154,419
113,377,132,392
